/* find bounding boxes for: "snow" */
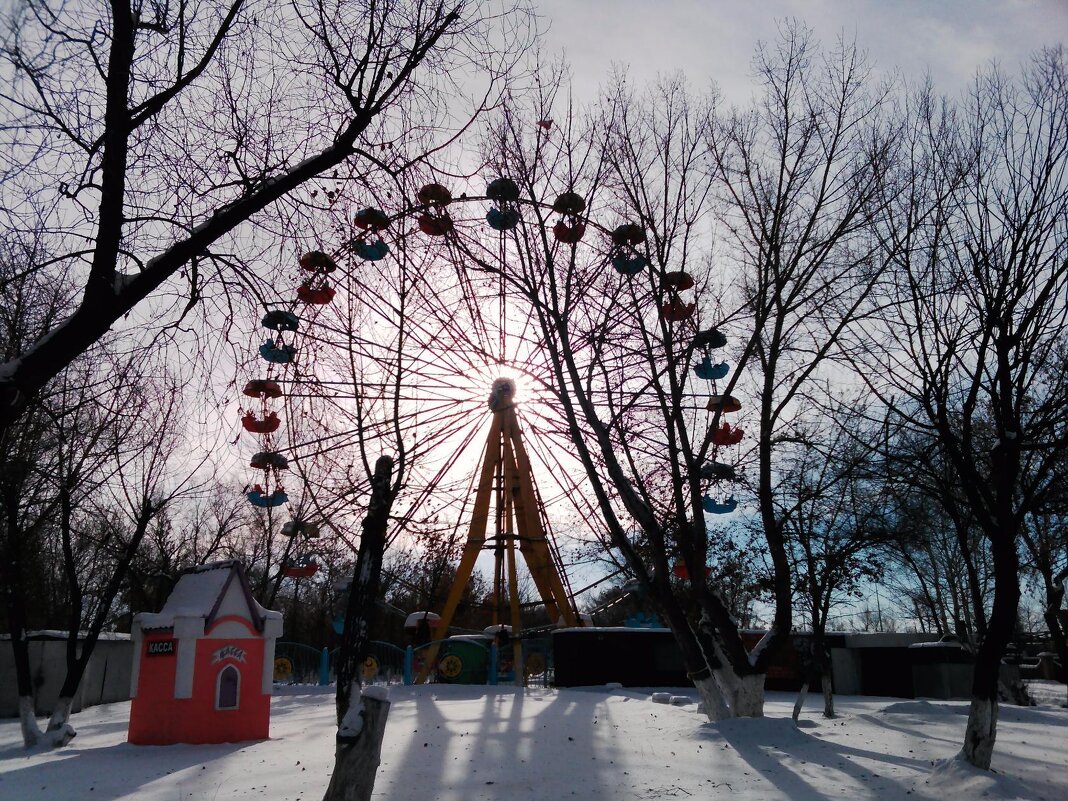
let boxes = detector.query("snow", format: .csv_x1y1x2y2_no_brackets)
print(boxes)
136,565,233,629
1026,680,1067,707
404,612,440,629
0,631,131,641
361,686,389,703
338,697,364,738
1,685,1066,800
135,562,281,630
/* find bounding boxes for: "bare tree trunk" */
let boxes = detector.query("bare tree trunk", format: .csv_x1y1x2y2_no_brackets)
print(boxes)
323,691,390,801
960,532,1020,769
792,682,809,723
2,482,50,747
813,629,835,718
793,638,835,721
38,499,158,745
821,668,835,719
324,455,394,801
1042,571,1068,706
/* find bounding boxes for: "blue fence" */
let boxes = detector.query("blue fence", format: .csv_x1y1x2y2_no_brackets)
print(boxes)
275,636,550,687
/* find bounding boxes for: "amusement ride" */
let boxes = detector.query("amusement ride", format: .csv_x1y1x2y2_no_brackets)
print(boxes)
235,148,746,681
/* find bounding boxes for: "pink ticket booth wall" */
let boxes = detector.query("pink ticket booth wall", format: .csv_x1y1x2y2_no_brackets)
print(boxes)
128,560,283,745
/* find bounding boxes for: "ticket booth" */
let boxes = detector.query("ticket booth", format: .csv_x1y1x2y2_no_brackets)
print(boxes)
128,560,283,745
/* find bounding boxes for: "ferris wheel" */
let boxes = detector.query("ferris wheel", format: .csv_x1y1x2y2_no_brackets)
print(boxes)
235,152,748,637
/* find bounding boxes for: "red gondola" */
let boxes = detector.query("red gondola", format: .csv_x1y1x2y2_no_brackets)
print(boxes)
354,207,390,231
417,183,452,207
283,558,319,579
706,395,742,413
662,271,695,291
296,283,335,305
299,251,337,273
661,299,695,321
672,561,712,580
418,212,454,236
553,220,586,243
711,423,744,446
241,411,280,434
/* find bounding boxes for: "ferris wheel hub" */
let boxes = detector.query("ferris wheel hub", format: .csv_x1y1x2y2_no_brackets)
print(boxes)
488,377,516,410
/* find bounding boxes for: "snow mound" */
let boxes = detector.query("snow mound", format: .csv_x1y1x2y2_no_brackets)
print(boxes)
915,755,1041,801
880,700,962,716
362,685,389,702
698,714,813,747
1026,680,1067,707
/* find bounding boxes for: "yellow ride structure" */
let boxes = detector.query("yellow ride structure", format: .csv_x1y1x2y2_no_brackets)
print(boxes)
416,378,579,684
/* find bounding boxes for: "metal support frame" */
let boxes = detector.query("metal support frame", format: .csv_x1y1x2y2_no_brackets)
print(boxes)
416,382,578,684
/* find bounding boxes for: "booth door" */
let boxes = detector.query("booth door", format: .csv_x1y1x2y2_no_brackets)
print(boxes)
217,665,240,709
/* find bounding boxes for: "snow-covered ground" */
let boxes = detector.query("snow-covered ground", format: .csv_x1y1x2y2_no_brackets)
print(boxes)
1,685,1065,801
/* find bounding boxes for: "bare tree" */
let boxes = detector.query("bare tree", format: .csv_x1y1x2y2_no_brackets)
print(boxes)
881,492,994,642
777,404,892,720
1,351,196,747
0,0,533,439
862,50,1068,768
459,27,897,719
1021,508,1068,704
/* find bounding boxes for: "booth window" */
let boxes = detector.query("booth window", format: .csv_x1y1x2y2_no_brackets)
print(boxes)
216,665,240,710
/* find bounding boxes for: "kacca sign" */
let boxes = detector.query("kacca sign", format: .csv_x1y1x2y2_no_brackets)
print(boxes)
146,639,176,656
211,644,248,664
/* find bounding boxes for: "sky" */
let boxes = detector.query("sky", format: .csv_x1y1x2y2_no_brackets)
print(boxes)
536,0,1068,103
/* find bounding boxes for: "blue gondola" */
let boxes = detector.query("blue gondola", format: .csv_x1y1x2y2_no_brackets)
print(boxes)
262,310,300,332
487,206,521,231
353,238,390,261
612,253,649,275
703,495,738,514
247,488,289,508
694,357,730,380
260,339,296,364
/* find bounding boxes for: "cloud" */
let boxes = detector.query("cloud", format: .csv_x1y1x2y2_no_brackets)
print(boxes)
538,0,1067,101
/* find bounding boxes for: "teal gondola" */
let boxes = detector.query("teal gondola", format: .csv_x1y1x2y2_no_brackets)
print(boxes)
353,238,390,261
246,487,288,508
612,253,649,275
694,357,729,380
260,339,296,364
703,495,738,514
487,207,521,231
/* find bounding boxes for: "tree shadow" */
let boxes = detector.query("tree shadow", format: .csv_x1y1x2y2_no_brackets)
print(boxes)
0,739,246,799
375,685,624,801
693,715,937,801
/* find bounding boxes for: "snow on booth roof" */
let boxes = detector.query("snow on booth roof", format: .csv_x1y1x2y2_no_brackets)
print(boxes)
136,560,282,632
404,611,441,629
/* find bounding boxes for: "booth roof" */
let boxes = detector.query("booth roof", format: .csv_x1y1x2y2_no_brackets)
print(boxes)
137,560,282,632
